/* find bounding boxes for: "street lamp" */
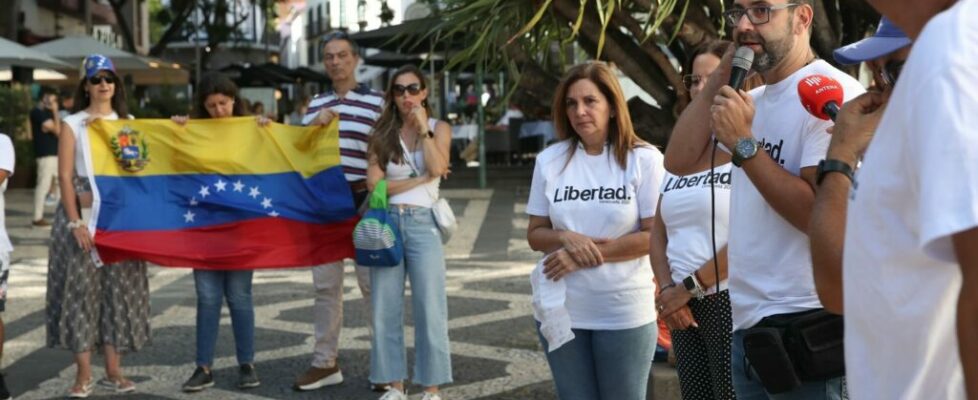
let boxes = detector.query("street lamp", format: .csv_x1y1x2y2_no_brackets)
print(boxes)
357,0,367,30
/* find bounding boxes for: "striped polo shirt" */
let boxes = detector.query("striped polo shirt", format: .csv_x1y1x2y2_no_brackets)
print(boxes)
302,83,384,182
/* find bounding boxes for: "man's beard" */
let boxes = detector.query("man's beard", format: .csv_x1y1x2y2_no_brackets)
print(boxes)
753,36,791,72
740,19,794,73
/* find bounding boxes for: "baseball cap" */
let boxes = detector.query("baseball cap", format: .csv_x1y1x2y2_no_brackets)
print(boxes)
81,54,117,78
833,17,911,65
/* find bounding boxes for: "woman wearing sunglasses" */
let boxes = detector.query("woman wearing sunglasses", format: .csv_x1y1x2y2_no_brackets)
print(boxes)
169,72,268,393
47,54,150,398
365,65,452,400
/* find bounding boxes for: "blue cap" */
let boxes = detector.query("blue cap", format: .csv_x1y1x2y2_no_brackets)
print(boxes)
833,17,911,65
81,54,116,78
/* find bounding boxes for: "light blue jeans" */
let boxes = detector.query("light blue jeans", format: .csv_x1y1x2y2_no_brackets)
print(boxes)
537,322,657,400
194,269,255,367
370,207,452,387
731,329,846,400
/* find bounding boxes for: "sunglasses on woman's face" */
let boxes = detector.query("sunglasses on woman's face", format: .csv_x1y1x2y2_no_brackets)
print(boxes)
392,83,422,96
87,75,115,85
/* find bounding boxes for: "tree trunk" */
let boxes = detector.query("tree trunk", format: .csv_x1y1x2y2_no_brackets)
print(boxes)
149,0,194,57
108,0,139,53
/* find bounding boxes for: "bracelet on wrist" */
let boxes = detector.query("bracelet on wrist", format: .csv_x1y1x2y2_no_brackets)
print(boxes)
659,282,677,292
67,220,86,229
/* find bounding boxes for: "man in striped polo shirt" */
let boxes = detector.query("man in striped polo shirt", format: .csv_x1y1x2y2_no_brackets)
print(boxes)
294,30,385,392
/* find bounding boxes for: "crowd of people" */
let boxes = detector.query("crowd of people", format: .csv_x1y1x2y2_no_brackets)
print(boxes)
0,0,975,399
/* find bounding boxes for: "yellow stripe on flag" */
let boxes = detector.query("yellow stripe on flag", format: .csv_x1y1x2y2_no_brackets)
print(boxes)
88,117,341,178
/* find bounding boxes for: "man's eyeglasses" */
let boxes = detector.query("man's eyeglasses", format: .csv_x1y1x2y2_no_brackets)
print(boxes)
880,60,904,88
724,3,799,26
682,74,708,90
392,83,423,96
87,75,115,85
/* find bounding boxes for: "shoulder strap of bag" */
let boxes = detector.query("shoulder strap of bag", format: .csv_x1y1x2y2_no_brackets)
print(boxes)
398,135,440,202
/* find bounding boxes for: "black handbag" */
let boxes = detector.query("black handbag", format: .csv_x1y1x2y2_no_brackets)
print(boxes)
742,309,845,393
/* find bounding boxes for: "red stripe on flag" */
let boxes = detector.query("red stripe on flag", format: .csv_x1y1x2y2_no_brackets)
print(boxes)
94,217,359,269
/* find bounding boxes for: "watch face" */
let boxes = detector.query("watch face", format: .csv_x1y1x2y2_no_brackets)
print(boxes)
736,138,757,159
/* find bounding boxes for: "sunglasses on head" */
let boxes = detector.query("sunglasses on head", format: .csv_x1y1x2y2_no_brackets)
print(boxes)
392,83,422,96
87,75,115,85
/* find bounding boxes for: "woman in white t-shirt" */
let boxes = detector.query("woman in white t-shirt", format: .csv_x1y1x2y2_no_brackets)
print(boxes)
649,40,755,400
47,54,150,398
365,65,452,400
526,62,665,400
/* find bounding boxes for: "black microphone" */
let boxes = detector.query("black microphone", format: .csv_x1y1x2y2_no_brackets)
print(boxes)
729,46,755,90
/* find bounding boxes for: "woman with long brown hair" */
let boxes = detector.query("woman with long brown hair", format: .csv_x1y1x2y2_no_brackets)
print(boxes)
526,61,666,399
170,72,265,393
365,64,452,400
47,54,150,398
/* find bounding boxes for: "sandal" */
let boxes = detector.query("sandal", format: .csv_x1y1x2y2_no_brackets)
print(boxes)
97,377,136,393
67,378,94,398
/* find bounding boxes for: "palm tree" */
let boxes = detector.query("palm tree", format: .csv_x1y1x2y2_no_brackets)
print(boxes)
427,0,879,145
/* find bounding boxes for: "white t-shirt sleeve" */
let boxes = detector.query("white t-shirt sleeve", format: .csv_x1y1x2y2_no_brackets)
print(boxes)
910,64,978,262
526,151,550,217
636,147,664,218
0,135,14,177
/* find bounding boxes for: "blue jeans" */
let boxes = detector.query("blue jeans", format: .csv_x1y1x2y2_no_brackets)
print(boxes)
194,269,255,367
370,207,452,387
537,322,657,400
731,329,846,400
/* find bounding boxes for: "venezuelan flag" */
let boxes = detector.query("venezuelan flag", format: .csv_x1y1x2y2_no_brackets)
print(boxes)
85,117,357,269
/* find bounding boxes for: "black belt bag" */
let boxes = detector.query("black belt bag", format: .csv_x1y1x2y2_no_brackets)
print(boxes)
742,309,845,393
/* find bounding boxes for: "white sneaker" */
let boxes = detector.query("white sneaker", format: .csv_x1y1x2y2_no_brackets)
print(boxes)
379,387,407,400
422,392,443,400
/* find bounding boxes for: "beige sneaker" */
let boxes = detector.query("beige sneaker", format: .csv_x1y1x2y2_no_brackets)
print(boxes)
293,365,343,391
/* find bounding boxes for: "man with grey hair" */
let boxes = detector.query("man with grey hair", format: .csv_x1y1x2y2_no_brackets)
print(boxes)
293,30,385,392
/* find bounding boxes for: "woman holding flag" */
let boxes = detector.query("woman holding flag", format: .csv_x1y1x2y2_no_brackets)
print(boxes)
365,65,452,400
47,54,150,398
170,72,268,392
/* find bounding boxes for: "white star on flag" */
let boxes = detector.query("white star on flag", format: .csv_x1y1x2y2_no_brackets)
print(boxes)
214,179,227,192
249,187,261,199
233,180,245,192
189,197,198,206
268,210,280,217
199,185,210,198
261,197,273,209
183,210,195,223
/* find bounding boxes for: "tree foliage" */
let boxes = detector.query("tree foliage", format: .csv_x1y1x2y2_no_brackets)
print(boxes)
430,0,879,145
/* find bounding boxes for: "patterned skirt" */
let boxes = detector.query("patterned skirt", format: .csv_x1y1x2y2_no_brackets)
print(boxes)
46,180,151,353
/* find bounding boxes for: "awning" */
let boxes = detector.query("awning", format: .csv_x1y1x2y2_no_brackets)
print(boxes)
220,63,295,87
350,17,467,54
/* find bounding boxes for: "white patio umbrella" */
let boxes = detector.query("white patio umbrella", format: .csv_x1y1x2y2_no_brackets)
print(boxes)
32,36,188,84
0,37,72,70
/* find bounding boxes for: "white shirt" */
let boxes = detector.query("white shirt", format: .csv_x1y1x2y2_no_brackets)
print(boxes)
843,1,975,398
387,119,441,208
659,163,732,293
728,60,865,330
0,134,14,253
527,141,665,330
63,111,121,178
